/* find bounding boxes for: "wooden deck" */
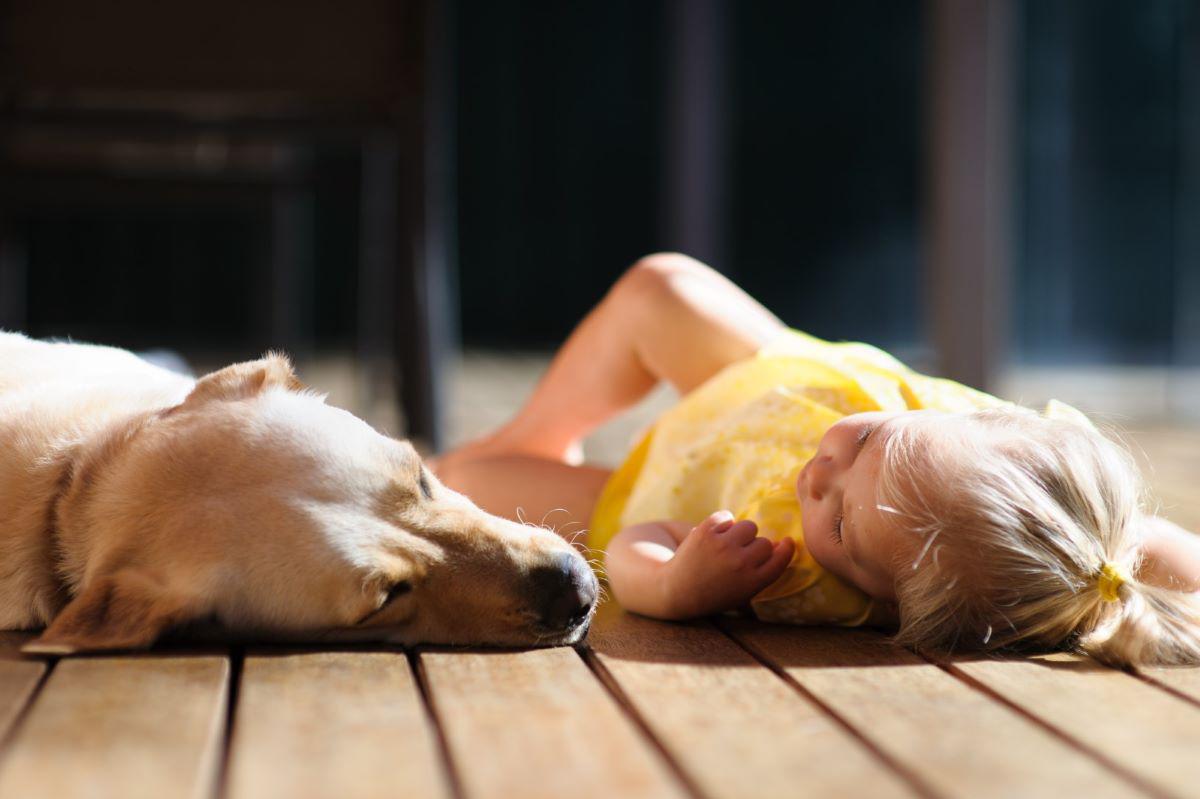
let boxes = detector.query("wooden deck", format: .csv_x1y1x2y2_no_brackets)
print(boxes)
0,422,1197,798
2,606,1200,799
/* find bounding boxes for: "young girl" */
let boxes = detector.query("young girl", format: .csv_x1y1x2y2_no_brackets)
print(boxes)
435,253,1200,666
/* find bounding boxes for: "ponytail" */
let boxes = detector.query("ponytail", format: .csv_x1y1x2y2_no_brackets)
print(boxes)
882,406,1200,668
1080,571,1200,667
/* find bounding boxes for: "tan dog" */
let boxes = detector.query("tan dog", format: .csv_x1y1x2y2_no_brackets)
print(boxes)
0,333,597,654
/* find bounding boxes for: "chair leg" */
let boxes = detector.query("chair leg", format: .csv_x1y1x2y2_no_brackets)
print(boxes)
385,0,453,453
358,136,400,431
395,241,446,453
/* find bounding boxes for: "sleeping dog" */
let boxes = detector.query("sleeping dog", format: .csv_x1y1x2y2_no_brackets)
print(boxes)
0,333,597,653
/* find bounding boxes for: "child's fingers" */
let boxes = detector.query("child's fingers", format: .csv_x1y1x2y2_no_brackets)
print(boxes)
744,536,774,565
721,519,759,544
699,510,735,532
709,510,735,525
757,537,795,580
689,511,734,540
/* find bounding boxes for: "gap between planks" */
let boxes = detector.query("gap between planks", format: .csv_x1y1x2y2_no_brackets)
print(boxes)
0,633,54,762
212,646,244,799
1134,664,1200,711
409,649,468,799
932,658,1169,799
222,648,449,799
586,605,918,799
577,644,715,799
715,618,1164,799
940,650,1200,799
221,644,687,799
0,650,230,799
417,644,690,799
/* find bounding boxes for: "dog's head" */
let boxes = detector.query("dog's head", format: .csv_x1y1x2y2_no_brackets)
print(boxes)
25,356,598,654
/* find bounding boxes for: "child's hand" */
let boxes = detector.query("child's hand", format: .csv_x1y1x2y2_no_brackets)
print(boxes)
664,510,796,618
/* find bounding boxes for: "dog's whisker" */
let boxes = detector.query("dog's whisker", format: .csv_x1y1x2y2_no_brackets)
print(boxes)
539,508,571,527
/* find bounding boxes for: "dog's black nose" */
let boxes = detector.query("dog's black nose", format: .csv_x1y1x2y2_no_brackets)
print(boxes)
531,551,598,632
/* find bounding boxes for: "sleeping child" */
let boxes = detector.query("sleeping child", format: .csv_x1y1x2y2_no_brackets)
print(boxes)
434,253,1200,666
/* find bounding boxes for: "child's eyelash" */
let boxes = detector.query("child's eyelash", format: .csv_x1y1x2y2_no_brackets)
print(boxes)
856,424,878,450
831,513,844,544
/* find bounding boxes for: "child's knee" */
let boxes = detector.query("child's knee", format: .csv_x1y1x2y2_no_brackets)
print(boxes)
615,252,715,314
628,252,713,283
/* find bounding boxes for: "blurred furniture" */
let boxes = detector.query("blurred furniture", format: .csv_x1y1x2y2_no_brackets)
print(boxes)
0,0,452,449
925,0,1013,393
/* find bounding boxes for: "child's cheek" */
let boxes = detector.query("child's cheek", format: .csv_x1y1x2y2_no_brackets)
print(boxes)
801,506,830,567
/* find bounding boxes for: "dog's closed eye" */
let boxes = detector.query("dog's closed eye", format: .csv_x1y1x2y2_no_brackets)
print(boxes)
385,580,412,604
358,580,413,625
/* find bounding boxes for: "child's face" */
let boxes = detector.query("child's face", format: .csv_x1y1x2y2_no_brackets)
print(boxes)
798,410,931,601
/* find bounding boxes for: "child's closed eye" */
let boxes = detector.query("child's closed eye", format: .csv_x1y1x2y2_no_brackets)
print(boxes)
831,513,844,545
856,424,877,449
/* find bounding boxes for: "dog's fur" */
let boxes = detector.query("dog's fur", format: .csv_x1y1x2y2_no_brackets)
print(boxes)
0,333,596,653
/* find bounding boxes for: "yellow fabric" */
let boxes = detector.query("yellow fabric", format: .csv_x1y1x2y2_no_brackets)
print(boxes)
589,329,1016,626
1097,561,1129,602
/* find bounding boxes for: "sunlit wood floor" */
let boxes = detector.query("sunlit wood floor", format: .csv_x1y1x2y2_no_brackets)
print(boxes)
0,356,1196,798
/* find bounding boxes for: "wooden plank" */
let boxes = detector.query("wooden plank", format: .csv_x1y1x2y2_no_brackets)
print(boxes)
948,652,1200,798
0,654,229,799
726,622,1142,799
588,605,914,799
1127,427,1200,530
0,633,47,748
420,645,687,799
1138,665,1200,707
226,650,449,799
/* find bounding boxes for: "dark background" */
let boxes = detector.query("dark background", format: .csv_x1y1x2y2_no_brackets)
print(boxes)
4,1,1198,364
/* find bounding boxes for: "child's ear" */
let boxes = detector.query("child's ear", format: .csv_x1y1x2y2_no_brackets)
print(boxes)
22,571,198,655
180,354,303,408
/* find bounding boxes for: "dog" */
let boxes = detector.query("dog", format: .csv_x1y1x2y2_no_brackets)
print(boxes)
0,333,598,654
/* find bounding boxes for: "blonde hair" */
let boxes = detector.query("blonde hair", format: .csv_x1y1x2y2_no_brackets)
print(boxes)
879,406,1200,667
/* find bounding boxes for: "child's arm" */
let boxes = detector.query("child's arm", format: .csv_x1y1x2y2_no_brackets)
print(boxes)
604,510,795,620
1137,516,1200,592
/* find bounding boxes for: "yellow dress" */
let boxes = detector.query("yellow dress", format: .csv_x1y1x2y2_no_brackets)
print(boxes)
588,330,1076,626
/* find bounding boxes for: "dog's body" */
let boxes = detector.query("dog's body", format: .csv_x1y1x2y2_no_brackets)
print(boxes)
0,333,596,652
0,333,193,629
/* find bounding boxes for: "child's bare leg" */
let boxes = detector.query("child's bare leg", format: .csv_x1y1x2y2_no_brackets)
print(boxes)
444,253,786,463
437,455,612,537
435,253,785,530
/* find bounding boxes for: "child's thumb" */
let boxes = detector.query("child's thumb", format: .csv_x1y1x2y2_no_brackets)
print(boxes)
761,537,796,577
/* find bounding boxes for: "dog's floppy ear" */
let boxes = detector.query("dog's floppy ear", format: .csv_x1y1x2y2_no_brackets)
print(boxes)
23,571,197,655
181,354,303,408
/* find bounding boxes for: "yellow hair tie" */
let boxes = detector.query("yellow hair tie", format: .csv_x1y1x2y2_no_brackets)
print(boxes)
1096,561,1128,602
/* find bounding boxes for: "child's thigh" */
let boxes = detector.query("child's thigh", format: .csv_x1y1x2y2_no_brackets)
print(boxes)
437,455,611,541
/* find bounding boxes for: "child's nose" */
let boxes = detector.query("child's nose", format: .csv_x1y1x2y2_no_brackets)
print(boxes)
805,455,834,499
